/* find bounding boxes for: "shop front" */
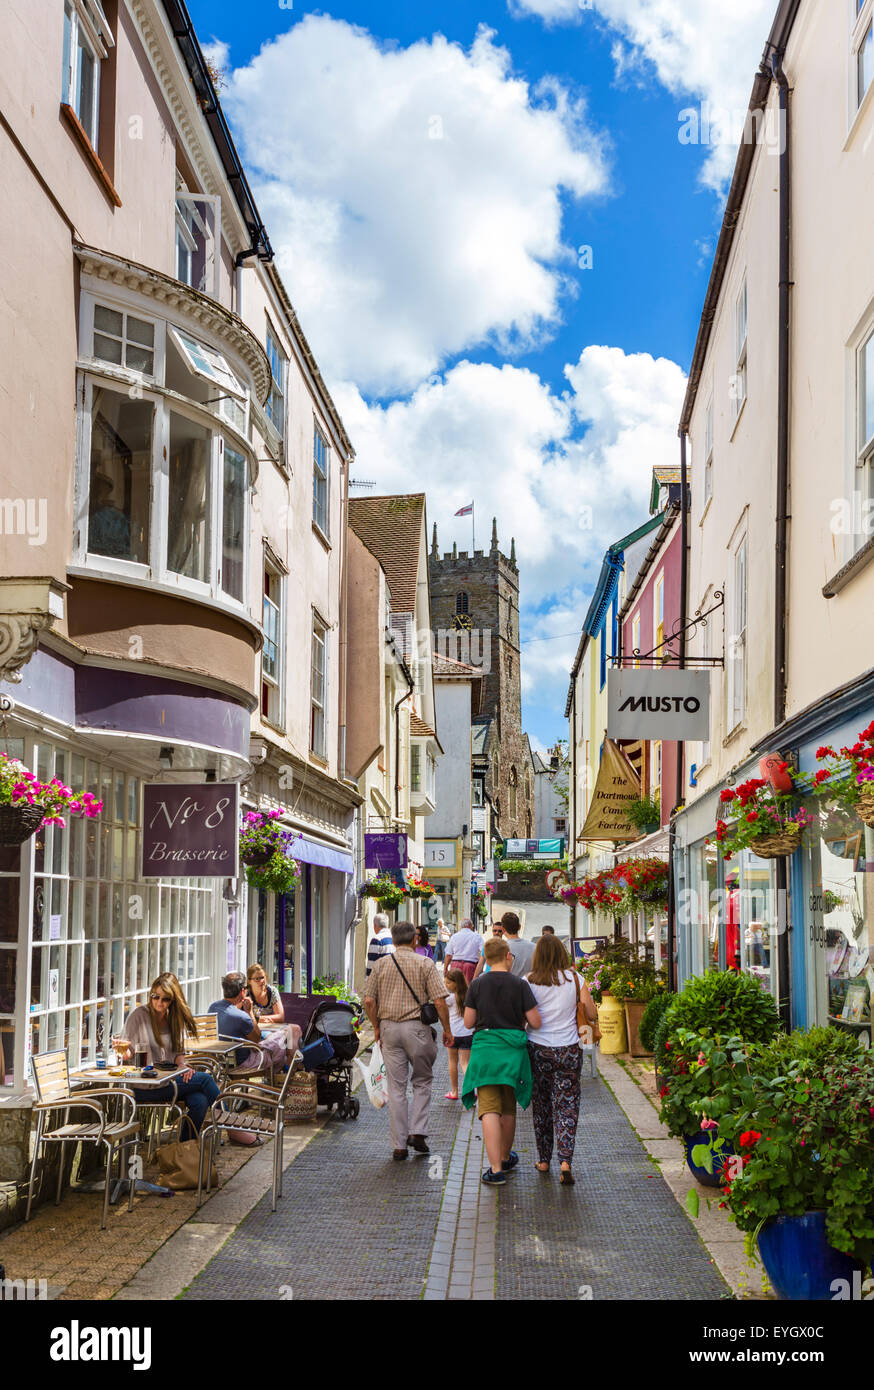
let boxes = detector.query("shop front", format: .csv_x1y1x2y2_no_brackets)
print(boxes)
424,837,465,930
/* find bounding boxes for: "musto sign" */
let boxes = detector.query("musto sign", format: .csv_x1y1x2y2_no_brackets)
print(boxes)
607,669,711,742
142,783,240,878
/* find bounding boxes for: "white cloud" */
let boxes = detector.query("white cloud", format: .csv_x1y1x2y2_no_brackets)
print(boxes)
222,17,607,396
337,345,686,710
509,0,775,189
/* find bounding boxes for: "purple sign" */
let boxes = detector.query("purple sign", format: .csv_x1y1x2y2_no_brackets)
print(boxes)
142,783,240,879
364,833,408,871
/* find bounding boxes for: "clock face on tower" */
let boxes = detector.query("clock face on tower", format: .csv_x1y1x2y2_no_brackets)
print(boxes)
453,614,473,631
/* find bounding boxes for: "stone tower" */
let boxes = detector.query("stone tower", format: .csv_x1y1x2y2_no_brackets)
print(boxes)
429,518,533,839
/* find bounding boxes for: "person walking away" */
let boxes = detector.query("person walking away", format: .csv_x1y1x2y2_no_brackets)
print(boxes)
472,912,532,980
541,925,555,936
525,936,597,1185
414,924,434,959
364,922,453,1160
461,938,541,1185
434,918,451,964
365,912,395,979
443,969,474,1099
444,918,482,983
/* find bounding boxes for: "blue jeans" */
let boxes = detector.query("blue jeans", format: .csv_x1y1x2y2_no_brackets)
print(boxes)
133,1073,220,1134
434,940,446,964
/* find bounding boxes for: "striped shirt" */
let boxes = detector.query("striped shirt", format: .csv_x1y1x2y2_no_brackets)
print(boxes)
365,928,395,979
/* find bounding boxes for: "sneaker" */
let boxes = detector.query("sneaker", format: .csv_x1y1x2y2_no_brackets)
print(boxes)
501,1150,519,1172
482,1168,507,1186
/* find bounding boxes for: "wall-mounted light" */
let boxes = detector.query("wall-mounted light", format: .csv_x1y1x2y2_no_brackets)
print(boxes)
158,746,174,770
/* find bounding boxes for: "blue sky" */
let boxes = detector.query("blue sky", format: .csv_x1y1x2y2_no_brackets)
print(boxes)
185,0,773,748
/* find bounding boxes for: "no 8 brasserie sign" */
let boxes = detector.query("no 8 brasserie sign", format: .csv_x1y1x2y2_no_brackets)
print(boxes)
142,783,240,879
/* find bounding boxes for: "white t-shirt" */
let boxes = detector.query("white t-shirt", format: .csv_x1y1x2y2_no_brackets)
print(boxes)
526,971,581,1049
446,927,481,962
446,992,472,1038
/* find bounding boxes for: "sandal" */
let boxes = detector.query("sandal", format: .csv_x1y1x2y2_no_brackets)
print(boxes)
534,1161,550,1173
560,1165,575,1185
445,1092,458,1100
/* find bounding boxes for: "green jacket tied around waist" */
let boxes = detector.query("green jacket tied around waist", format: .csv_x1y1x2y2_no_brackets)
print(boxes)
461,1029,532,1111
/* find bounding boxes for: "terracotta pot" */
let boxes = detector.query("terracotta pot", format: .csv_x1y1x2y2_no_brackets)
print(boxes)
624,999,650,1056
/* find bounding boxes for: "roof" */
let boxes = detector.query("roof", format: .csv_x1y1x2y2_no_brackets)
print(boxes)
432,652,482,679
410,711,444,753
348,495,427,613
653,466,681,485
471,718,494,756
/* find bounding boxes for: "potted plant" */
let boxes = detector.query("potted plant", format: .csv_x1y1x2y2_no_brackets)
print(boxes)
715,1028,874,1299
245,852,302,896
359,873,406,912
659,1028,749,1186
812,721,874,827
0,752,103,845
656,970,782,1185
640,990,675,1062
405,875,436,900
625,795,661,835
609,961,667,1056
716,777,813,860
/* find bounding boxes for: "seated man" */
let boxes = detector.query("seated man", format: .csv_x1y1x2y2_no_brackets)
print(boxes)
208,971,293,1073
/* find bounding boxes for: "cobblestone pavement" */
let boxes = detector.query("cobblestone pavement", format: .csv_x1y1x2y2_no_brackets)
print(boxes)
182,1048,729,1302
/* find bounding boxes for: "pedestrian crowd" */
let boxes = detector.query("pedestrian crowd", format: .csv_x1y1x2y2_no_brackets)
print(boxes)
363,912,596,1184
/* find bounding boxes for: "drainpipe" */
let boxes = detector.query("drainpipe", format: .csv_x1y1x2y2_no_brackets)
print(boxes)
338,452,352,782
570,689,577,942
771,48,793,1030
394,670,415,822
667,432,690,992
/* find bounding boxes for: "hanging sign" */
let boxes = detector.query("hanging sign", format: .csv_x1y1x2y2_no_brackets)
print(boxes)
364,833,408,871
607,669,711,741
578,739,641,842
142,783,240,878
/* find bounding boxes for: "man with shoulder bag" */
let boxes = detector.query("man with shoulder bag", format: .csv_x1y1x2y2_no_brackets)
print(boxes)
364,921,453,1161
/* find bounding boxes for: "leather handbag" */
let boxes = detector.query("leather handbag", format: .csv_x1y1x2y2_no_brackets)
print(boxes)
391,955,439,1025
156,1116,218,1191
573,972,601,1044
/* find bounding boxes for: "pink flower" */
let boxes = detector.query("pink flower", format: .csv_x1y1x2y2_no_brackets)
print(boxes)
700,1118,719,1130
697,1051,706,1066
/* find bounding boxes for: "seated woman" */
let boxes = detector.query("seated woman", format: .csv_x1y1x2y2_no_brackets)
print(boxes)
245,963,302,1058
112,973,220,1134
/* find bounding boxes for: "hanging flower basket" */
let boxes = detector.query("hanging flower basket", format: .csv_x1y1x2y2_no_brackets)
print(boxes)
0,752,103,844
715,776,812,862
406,876,436,899
747,825,804,859
245,852,302,896
812,726,874,826
241,846,273,867
360,874,406,910
0,802,46,846
857,790,874,828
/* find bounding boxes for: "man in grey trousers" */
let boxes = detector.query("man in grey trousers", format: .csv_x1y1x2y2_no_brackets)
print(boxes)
364,921,453,1161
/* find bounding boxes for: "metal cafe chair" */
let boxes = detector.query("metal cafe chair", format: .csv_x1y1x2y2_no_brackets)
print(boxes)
26,1050,139,1230
197,1054,303,1213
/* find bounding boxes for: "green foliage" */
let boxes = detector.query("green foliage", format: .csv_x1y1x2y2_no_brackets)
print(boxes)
499,859,564,875
715,1038,874,1262
654,970,781,1071
658,1026,749,1137
639,991,675,1053
625,796,661,831
245,855,301,895
311,974,365,1030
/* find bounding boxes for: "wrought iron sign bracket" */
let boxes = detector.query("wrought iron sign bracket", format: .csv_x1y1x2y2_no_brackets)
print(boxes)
612,591,725,669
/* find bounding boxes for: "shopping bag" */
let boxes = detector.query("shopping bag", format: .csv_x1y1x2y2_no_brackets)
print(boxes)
354,1041,388,1109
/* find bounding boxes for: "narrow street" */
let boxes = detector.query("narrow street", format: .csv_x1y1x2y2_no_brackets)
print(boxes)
181,1052,727,1302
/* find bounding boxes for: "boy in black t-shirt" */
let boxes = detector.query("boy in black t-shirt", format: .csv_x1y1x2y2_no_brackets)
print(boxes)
462,938,541,1185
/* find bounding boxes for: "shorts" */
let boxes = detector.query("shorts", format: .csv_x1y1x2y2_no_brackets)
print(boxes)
476,1084,517,1119
448,1033,474,1051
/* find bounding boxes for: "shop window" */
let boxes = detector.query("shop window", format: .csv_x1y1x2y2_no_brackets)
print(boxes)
806,800,874,1045
262,563,284,727
725,851,777,999
688,839,719,976
313,425,330,536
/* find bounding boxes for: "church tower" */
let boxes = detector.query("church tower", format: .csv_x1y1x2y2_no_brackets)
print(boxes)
429,518,533,839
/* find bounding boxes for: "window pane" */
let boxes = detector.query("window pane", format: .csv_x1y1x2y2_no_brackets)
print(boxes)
77,38,97,142
863,331,874,452
93,333,122,365
222,445,246,600
62,2,73,104
168,412,211,583
127,316,154,349
89,387,152,562
860,23,873,106
94,305,123,337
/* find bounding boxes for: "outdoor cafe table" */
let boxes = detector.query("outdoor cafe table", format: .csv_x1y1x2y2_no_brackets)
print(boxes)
72,1066,187,1202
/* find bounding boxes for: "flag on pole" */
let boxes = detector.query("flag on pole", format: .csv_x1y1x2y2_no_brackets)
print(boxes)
454,503,473,516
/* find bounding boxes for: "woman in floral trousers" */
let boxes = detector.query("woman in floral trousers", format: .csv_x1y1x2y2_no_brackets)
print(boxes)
525,935,596,1185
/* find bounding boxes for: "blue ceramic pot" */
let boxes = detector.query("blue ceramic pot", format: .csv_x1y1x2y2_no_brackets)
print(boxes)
684,1128,732,1188
757,1211,865,1301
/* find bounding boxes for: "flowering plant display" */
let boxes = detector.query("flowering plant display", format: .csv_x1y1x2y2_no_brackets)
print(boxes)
359,873,406,909
0,752,103,828
240,809,291,859
812,723,874,823
612,856,670,916
312,974,365,1032
405,875,436,898
715,776,812,860
240,811,302,894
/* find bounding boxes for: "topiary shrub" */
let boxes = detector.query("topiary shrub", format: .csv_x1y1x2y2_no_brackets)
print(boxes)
655,970,781,1071
640,991,675,1054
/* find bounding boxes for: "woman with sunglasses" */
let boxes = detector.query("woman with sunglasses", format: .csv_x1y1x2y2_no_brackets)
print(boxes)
112,972,220,1133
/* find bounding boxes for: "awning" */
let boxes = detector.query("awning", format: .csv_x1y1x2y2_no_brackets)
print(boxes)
290,834,354,875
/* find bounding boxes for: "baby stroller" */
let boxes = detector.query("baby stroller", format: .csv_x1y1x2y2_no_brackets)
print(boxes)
282,994,362,1121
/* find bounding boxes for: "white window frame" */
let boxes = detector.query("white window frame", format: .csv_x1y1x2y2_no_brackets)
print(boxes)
313,424,330,538
265,322,288,441
851,0,874,117
261,559,285,729
311,616,328,759
857,322,874,502
168,324,244,401
732,278,748,421
631,612,641,669
90,302,158,379
728,532,748,733
174,192,222,299
62,0,113,148
703,395,714,507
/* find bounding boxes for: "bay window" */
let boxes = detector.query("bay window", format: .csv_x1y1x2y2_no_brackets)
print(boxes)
77,294,253,609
